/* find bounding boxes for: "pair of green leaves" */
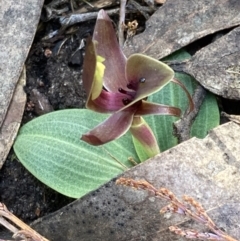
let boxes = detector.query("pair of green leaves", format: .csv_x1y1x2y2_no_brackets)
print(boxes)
13,50,219,198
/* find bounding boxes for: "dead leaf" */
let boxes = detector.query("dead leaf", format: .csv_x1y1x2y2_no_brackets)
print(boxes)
180,26,240,100
0,202,49,241
0,67,26,168
123,0,240,59
31,122,240,241
0,0,44,130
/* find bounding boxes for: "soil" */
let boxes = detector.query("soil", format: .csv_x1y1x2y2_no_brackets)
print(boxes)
1,0,240,238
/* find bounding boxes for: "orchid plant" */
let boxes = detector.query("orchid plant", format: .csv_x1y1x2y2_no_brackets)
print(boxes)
81,10,192,158
13,10,219,198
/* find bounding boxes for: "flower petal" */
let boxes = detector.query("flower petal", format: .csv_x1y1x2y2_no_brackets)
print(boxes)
93,10,127,91
82,37,97,98
171,78,194,113
135,100,181,117
87,91,129,113
83,39,127,113
121,54,174,110
92,55,105,100
82,38,106,101
81,110,134,145
130,116,160,160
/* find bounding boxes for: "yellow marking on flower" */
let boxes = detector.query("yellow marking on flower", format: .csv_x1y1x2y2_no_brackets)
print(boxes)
91,55,105,100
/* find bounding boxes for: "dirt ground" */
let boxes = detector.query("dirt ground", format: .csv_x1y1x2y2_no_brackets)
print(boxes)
1,1,240,236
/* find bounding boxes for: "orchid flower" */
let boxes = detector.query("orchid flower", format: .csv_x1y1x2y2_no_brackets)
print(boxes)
81,10,191,157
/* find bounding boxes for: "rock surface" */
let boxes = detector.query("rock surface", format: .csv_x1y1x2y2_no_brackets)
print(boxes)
123,0,240,60
32,122,240,241
183,26,240,99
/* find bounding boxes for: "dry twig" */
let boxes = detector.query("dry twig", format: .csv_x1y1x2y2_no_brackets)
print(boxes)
0,203,49,241
129,0,150,19
59,8,119,27
116,178,239,241
119,0,127,47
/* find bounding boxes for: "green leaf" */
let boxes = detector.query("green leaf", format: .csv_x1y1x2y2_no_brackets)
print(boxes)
13,109,139,198
140,49,219,153
162,48,191,62
190,92,219,138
